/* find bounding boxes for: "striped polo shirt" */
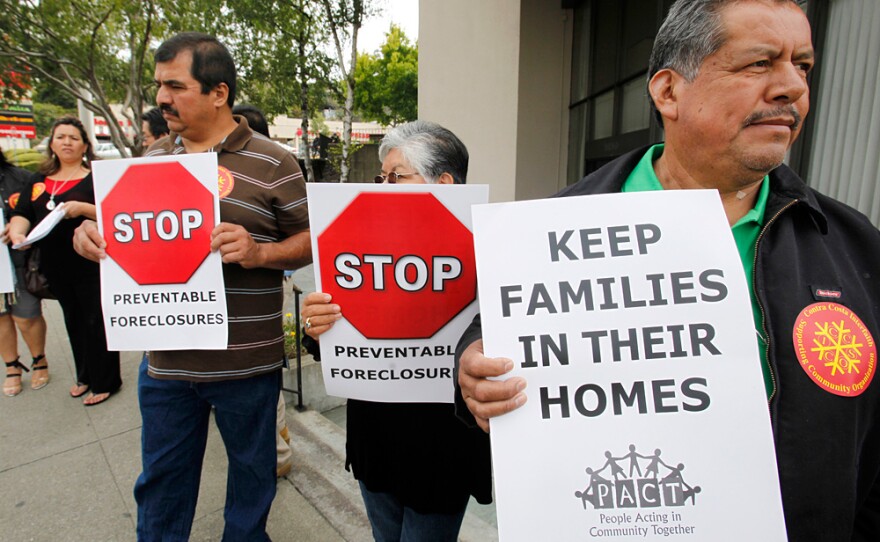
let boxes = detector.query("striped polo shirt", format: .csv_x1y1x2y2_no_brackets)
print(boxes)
144,116,309,381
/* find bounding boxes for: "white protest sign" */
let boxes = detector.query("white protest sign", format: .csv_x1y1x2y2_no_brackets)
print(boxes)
308,183,488,402
475,190,786,541
92,153,227,351
0,214,15,293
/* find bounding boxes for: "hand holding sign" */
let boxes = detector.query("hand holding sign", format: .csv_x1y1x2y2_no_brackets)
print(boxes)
210,222,262,268
458,338,525,433
301,292,342,339
72,219,107,261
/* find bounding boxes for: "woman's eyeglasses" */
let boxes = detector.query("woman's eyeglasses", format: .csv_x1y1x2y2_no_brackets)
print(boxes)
374,171,420,184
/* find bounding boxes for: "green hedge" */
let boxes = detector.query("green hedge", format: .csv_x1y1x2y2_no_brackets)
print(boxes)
4,149,43,172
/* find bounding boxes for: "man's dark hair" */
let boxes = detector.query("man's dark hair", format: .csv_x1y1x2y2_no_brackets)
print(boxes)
232,104,270,137
378,120,469,184
155,32,237,108
647,0,796,125
141,107,169,138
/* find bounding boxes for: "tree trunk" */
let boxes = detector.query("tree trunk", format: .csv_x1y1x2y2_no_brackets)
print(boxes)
340,84,353,183
340,0,361,183
320,0,363,183
297,37,315,183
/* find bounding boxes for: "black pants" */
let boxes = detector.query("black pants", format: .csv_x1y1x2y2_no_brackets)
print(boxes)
50,271,121,394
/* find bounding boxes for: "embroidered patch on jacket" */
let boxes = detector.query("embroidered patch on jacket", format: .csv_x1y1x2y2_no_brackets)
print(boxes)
217,166,234,199
811,285,842,301
31,183,46,201
8,192,20,209
792,302,876,397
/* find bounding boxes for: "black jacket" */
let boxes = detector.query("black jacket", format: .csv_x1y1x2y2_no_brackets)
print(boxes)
455,147,880,541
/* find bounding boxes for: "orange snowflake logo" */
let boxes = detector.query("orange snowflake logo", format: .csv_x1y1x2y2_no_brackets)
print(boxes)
793,302,876,397
31,182,46,201
217,166,234,199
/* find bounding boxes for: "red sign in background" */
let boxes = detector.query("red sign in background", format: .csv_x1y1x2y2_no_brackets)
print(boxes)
102,162,214,285
318,192,477,340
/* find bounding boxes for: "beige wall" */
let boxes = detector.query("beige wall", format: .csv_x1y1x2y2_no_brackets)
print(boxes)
515,0,571,200
421,0,569,203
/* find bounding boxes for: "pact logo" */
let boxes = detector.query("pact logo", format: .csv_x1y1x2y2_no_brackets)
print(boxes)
574,446,701,510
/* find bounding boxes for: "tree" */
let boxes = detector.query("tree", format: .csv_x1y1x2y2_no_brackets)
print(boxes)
34,102,76,139
321,0,374,182
33,77,77,109
0,0,161,156
0,70,34,107
226,0,336,183
353,24,417,126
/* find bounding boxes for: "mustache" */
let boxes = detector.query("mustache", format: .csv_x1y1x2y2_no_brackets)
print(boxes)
159,104,179,117
743,105,802,132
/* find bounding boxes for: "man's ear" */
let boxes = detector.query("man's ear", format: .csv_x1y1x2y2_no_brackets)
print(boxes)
212,83,230,108
648,68,683,123
438,172,455,185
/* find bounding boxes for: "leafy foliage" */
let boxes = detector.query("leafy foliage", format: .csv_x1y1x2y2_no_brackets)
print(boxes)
4,147,43,172
320,0,372,182
353,24,417,126
0,0,160,155
0,0,387,170
34,102,76,139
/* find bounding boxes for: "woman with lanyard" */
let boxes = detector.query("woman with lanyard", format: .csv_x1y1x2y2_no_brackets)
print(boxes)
8,116,121,406
0,149,49,396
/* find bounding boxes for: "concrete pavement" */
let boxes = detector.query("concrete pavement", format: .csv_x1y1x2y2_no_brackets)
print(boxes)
0,295,345,542
0,265,497,541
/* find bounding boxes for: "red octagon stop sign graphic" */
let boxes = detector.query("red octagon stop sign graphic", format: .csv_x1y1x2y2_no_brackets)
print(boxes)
319,192,476,339
102,162,214,285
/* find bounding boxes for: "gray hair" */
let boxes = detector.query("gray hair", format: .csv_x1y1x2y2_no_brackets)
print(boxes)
647,0,795,123
378,120,468,184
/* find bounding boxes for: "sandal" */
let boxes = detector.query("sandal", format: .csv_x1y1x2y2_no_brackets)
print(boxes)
70,383,90,398
3,358,29,397
83,385,120,407
30,354,49,390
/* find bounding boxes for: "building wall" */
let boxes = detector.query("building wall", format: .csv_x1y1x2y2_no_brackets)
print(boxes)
514,0,572,200
420,0,569,203
421,0,879,225
805,0,880,226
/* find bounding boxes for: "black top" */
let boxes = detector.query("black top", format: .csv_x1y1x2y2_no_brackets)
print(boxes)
0,165,33,268
302,333,493,513
346,398,493,514
12,172,98,281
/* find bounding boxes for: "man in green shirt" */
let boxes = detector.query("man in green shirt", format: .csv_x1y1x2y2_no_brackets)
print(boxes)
456,1,880,539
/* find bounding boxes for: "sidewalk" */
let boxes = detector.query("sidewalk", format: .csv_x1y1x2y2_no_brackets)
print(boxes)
0,265,498,541
0,273,344,541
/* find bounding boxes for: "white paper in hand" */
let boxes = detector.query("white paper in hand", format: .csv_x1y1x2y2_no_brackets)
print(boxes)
12,202,67,249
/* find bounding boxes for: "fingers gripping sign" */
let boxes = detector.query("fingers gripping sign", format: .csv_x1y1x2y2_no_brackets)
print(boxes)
73,219,107,261
458,338,528,433
211,222,263,268
300,292,343,340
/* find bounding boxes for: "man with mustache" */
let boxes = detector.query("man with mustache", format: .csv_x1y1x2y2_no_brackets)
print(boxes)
74,33,310,541
456,1,880,540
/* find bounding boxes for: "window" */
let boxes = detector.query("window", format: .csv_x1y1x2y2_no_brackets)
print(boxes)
567,0,672,182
